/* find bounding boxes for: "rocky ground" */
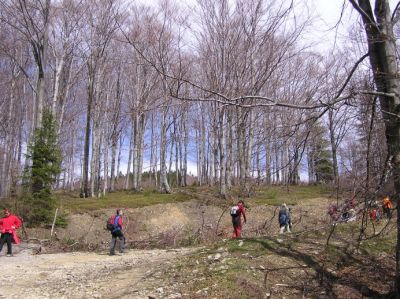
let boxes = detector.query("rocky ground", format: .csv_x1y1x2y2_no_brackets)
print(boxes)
0,244,198,299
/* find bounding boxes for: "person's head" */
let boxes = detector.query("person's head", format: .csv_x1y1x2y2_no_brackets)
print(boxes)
281,203,287,210
116,209,123,216
238,200,244,206
4,208,10,217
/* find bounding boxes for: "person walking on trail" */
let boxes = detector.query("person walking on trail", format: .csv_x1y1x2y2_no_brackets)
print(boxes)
109,209,125,255
231,200,247,238
279,203,291,234
382,196,393,218
0,208,22,257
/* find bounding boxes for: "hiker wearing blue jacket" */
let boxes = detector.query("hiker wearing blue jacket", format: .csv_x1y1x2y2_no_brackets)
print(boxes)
109,209,125,255
279,203,291,234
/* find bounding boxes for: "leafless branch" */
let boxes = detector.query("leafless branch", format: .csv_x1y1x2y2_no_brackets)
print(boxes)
391,1,400,22
348,0,381,32
335,53,369,99
381,109,400,118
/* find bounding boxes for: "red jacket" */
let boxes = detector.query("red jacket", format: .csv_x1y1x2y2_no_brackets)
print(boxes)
110,214,123,230
0,214,22,234
0,214,22,244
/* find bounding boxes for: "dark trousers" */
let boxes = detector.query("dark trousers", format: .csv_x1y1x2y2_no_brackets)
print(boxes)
0,233,13,254
110,230,125,254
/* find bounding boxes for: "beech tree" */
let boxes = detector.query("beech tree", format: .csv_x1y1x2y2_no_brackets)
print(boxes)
80,0,121,198
0,0,52,131
349,0,400,295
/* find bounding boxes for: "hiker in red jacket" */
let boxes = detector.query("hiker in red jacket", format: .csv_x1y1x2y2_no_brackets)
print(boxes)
0,208,22,257
231,200,247,238
109,209,125,255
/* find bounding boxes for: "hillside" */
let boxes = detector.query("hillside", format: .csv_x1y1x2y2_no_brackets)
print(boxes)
1,186,396,298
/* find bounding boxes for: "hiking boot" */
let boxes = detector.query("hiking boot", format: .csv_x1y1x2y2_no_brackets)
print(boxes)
6,254,13,257
109,252,115,256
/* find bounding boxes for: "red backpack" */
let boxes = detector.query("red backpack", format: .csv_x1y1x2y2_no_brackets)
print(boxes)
106,216,119,231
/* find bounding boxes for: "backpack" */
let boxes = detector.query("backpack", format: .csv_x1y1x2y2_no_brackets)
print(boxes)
106,215,120,231
106,217,115,231
279,212,287,225
230,205,240,217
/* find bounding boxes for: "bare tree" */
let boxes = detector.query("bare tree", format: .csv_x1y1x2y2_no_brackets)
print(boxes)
349,0,400,293
80,0,121,197
0,0,53,131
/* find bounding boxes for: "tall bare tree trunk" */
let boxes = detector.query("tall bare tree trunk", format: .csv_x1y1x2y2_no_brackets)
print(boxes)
245,109,254,194
137,113,145,190
52,54,66,117
149,113,156,187
32,0,50,130
116,135,124,188
110,73,122,192
160,108,171,193
103,104,110,196
90,68,105,198
125,120,134,190
82,62,94,197
69,131,76,191
226,108,233,190
132,113,138,191
328,108,339,188
174,122,179,186
219,107,226,197
351,0,400,294
182,112,188,186
1,66,18,197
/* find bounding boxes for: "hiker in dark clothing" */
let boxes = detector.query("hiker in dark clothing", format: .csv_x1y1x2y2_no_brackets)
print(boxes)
231,200,247,238
109,209,125,255
279,203,291,234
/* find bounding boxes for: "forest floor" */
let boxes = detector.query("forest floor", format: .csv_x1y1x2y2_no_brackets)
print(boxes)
0,186,396,298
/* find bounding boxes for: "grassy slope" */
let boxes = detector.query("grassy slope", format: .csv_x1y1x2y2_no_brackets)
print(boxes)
22,185,399,297
250,184,333,205
55,189,191,213
56,184,395,298
16,184,331,215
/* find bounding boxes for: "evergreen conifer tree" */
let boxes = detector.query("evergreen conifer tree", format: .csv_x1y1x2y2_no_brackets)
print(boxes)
23,109,62,225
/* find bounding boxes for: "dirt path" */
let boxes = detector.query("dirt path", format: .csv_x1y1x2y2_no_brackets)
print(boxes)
0,245,197,299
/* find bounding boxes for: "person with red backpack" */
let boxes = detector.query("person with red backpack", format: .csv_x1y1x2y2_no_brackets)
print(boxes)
108,209,125,256
231,200,247,238
0,208,22,257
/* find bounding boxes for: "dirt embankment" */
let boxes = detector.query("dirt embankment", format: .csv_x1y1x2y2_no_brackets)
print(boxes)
30,197,328,252
0,197,337,298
